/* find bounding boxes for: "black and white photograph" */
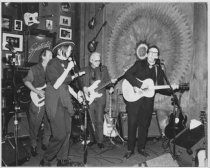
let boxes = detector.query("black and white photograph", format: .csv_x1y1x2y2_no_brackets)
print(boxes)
14,20,23,31
59,15,71,27
61,2,71,12
2,33,23,51
2,16,11,31
46,20,53,30
1,1,208,167
59,27,72,40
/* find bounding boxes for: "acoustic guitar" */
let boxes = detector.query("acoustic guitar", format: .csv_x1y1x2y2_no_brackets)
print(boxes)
122,78,189,102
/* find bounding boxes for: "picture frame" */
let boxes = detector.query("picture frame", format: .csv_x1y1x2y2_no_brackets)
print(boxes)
46,20,53,30
2,33,23,52
61,3,71,12
5,53,21,66
59,28,72,40
59,15,71,27
2,15,12,31
14,20,23,31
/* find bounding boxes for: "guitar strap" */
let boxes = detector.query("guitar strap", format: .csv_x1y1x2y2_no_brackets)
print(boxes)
155,65,158,86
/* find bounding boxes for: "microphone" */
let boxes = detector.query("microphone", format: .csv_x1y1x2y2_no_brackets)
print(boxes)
155,58,165,65
3,42,17,54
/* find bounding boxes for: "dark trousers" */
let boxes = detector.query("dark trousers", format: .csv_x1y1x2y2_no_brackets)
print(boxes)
44,99,72,161
28,102,51,147
126,97,154,152
88,98,105,143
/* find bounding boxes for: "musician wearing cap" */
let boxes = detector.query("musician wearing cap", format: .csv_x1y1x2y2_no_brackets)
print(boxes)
122,45,178,159
40,41,84,166
23,49,52,157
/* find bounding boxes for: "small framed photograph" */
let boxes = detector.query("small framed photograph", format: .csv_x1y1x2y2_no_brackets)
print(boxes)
2,33,23,52
59,16,71,27
46,20,53,30
59,28,72,40
2,15,12,31
5,53,21,66
61,3,71,12
14,20,23,31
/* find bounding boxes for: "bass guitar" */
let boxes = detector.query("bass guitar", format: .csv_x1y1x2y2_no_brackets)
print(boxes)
85,72,124,105
122,78,189,102
164,93,187,139
30,84,46,107
24,12,53,26
103,92,117,137
195,110,208,167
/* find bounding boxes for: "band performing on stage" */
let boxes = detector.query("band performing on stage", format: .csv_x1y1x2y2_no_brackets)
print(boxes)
1,2,207,167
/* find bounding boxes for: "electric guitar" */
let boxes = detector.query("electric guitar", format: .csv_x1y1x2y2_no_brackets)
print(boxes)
30,84,46,107
24,12,53,26
103,92,117,137
195,110,208,167
85,73,124,105
122,78,189,102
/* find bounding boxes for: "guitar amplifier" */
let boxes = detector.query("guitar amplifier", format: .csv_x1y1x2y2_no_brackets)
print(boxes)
120,111,162,139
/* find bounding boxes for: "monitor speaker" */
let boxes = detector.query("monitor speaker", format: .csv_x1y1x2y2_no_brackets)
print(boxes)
136,153,179,167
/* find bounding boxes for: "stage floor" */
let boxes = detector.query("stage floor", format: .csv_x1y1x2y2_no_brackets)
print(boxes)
16,136,193,167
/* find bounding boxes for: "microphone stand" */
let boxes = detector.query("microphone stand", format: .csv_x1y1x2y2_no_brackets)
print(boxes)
157,63,181,159
68,51,95,165
10,53,20,166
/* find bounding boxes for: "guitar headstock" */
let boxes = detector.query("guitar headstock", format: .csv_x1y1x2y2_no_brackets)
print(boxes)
179,83,189,92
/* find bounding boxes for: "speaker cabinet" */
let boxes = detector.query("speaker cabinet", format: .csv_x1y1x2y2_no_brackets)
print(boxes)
7,113,29,137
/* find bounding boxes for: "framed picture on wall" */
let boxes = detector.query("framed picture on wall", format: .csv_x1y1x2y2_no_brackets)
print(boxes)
2,33,23,52
59,15,71,27
5,53,21,66
61,3,71,12
59,28,72,40
14,20,23,31
2,15,12,31
46,20,53,30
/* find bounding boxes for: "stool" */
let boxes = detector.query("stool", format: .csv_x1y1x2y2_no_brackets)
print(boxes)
147,111,162,138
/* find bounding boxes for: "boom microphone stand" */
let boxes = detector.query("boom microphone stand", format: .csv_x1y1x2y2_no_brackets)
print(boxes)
68,50,95,165
156,62,180,159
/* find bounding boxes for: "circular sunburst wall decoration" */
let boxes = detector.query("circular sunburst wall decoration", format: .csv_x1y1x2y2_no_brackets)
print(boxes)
106,3,193,110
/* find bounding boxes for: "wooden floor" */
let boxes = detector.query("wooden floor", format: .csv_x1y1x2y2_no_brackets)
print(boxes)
2,135,194,167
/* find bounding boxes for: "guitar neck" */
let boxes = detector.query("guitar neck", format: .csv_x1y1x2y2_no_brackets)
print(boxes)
154,85,171,90
38,15,53,19
96,81,111,92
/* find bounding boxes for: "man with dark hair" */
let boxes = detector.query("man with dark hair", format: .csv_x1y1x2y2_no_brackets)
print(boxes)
40,41,83,166
123,45,178,159
23,49,52,156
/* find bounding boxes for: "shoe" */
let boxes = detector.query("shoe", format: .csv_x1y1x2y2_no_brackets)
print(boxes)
138,149,150,157
87,141,96,147
40,158,51,166
57,159,70,166
97,143,104,149
41,143,48,151
123,151,134,159
31,146,38,157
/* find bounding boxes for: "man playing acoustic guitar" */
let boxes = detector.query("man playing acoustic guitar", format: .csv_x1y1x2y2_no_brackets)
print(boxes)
123,45,178,159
